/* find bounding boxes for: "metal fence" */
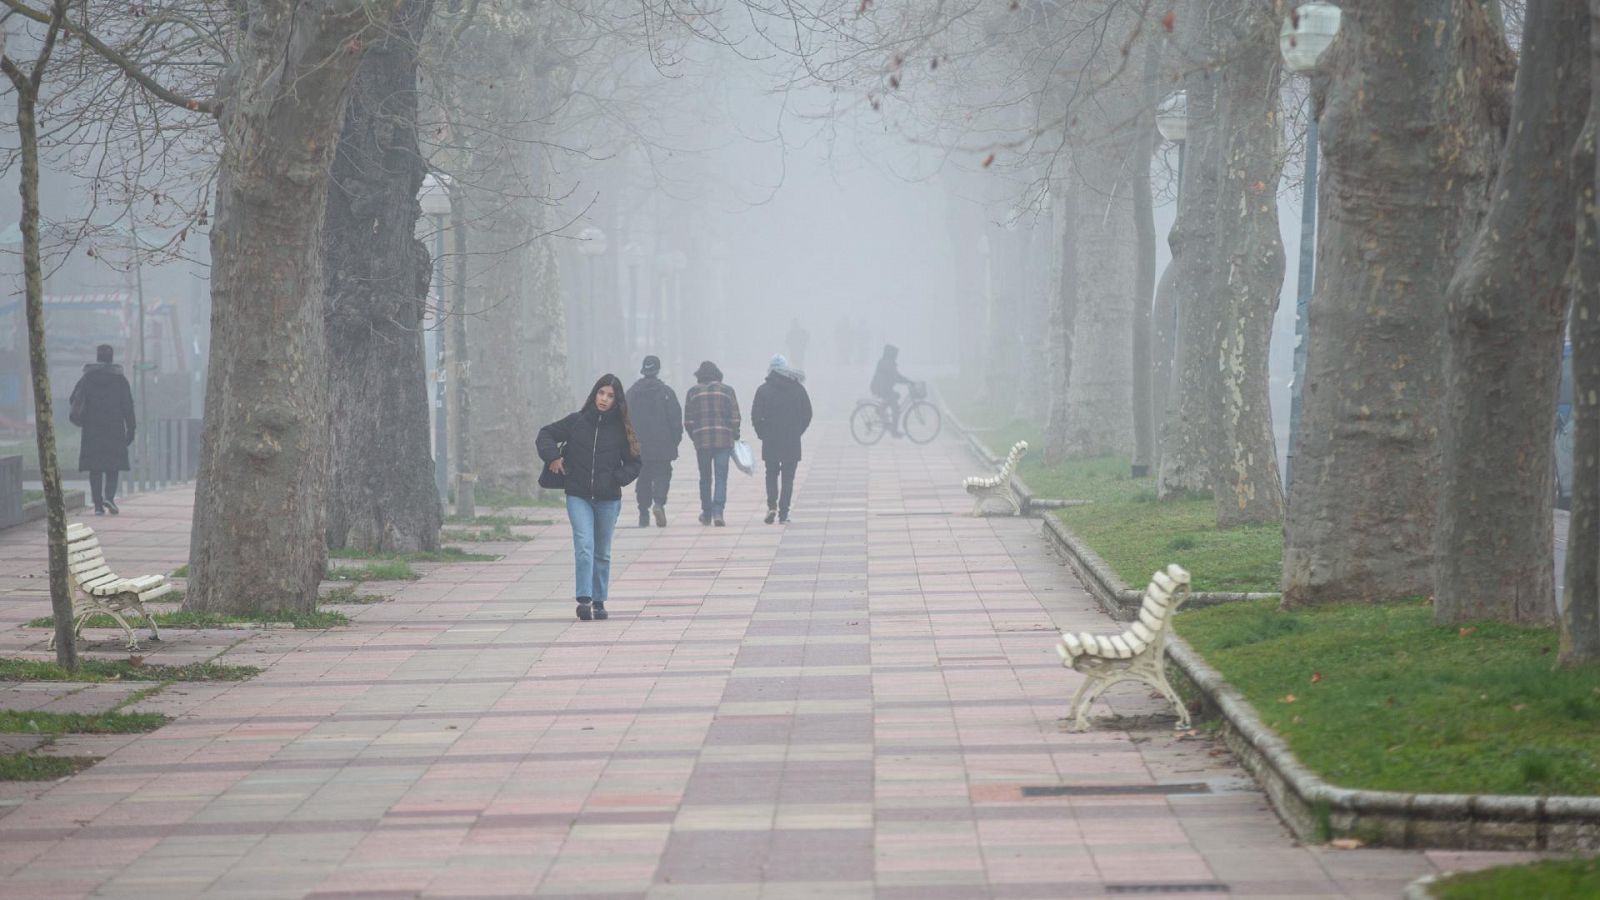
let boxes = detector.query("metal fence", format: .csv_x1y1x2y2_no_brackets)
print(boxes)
129,418,201,493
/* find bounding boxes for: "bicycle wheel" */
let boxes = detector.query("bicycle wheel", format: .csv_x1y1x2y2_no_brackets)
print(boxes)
850,403,887,445
901,400,943,444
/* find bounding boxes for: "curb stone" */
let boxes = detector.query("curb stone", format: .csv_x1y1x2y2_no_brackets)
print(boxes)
1404,873,1440,899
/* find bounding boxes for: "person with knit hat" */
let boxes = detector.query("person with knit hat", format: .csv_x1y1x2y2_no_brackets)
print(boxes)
625,355,684,527
751,354,812,524
683,360,740,526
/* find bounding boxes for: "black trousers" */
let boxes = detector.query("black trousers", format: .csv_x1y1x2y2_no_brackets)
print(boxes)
89,470,120,509
635,459,673,510
765,459,797,517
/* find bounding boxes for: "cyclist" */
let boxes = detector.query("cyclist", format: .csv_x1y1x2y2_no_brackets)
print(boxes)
870,344,915,436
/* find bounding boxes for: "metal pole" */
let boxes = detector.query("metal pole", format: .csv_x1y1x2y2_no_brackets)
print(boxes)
130,224,149,493
1286,116,1319,500
432,214,449,503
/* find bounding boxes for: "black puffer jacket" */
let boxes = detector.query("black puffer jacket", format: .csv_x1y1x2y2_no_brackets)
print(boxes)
751,371,813,463
625,375,683,462
536,407,642,501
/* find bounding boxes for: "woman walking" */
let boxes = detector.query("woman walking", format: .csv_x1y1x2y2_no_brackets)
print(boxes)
537,375,643,621
751,354,812,524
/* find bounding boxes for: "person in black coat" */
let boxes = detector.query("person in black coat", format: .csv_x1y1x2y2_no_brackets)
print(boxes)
537,374,643,621
625,355,683,528
751,354,812,524
68,344,136,516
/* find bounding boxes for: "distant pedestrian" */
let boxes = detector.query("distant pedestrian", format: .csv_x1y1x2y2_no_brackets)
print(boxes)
626,355,683,528
872,344,915,436
751,354,812,525
537,374,642,622
785,319,811,370
68,344,135,516
683,360,740,527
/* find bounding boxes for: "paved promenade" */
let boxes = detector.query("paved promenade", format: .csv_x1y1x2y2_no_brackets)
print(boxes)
0,426,1533,897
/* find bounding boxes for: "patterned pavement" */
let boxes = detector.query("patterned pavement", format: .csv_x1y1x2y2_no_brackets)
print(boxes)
0,425,1537,897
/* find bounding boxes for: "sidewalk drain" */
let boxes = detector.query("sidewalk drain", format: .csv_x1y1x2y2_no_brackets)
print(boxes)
1105,883,1229,894
1020,782,1211,797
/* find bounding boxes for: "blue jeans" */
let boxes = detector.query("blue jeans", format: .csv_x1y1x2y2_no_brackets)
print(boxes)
566,495,621,601
696,447,731,516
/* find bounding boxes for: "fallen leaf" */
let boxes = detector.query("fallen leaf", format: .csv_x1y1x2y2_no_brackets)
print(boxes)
1161,10,1176,31
1280,694,1297,704
1310,671,1322,684
1329,838,1365,850
981,153,995,168
1511,703,1528,712
128,655,145,668
1459,626,1477,637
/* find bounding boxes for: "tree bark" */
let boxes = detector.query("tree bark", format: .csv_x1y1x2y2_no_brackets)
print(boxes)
324,0,442,555
1064,158,1137,458
1207,4,1286,527
2,12,76,666
1437,0,1587,626
1280,0,1511,607
1044,180,1081,464
1158,2,1225,498
1560,0,1600,667
1151,232,1181,473
1131,40,1159,479
187,2,395,615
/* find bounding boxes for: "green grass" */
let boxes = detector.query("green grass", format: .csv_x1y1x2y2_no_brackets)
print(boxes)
440,522,531,543
23,489,43,503
946,412,1282,593
29,607,348,630
327,559,418,582
471,487,564,510
0,752,95,781
0,709,167,735
1176,599,1600,796
1432,856,1600,899
328,546,498,562
319,586,389,605
445,514,545,527
0,657,259,682
0,433,80,473
170,565,189,578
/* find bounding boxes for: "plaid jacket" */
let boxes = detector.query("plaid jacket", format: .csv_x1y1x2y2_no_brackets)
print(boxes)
684,381,740,450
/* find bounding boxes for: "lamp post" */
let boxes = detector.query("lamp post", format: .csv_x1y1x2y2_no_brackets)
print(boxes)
576,225,607,376
418,173,452,504
1156,90,1188,403
1279,1,1342,498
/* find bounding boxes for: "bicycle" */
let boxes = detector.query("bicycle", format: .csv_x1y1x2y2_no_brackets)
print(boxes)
850,381,942,446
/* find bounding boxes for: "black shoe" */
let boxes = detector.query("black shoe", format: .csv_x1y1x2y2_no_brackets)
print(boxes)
576,597,593,621
639,509,651,528
764,509,776,525
94,507,105,516
714,517,726,527
779,514,790,524
105,500,119,516
593,601,608,620
699,513,712,525
653,505,667,527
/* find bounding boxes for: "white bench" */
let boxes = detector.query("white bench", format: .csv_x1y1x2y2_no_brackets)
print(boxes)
48,522,173,651
1056,563,1192,731
965,440,1027,515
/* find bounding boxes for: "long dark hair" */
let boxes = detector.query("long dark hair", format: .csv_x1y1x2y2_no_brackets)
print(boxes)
583,373,641,460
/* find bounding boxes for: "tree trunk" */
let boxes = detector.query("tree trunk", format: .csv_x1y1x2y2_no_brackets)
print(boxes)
1130,42,1159,479
1207,5,1286,527
1158,4,1224,498
1065,163,1137,458
3,40,76,668
983,224,1022,412
187,3,393,615
1560,0,1600,666
525,195,571,427
1437,0,1587,626
324,0,441,555
1151,234,1181,473
1044,181,1081,464
1280,0,1510,607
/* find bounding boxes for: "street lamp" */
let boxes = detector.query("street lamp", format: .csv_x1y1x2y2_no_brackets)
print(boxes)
576,226,607,376
418,173,452,504
1280,2,1342,498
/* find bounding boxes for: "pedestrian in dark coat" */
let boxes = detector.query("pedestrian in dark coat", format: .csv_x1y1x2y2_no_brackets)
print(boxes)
683,360,739,526
537,374,643,622
626,355,683,528
69,344,135,515
751,354,812,524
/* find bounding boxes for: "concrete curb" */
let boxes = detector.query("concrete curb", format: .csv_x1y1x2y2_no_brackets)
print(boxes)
938,402,1077,517
16,490,86,527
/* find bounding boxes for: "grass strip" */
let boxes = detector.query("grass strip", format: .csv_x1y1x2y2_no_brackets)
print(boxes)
1432,857,1600,899
1176,599,1600,796
327,559,418,582
170,565,189,578
0,657,259,683
470,487,565,510
445,514,544,527
0,709,167,735
319,586,389,606
440,523,531,543
29,608,349,630
0,752,95,781
328,546,498,562
23,489,43,503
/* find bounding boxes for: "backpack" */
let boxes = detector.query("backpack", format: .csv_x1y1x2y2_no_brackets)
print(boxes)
68,388,87,427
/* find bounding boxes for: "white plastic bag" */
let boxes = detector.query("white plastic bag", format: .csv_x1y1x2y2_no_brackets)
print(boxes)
731,440,755,475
